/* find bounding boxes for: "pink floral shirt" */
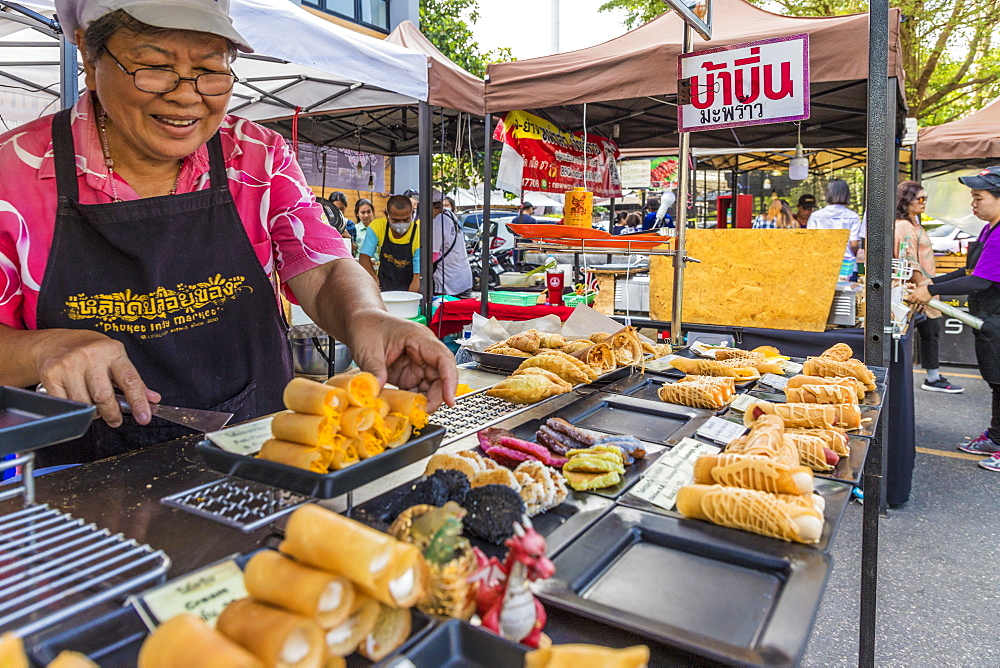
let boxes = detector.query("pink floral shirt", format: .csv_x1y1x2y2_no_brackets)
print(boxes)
0,91,350,330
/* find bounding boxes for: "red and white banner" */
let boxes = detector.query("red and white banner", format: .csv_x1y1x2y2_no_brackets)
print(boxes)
678,34,810,133
493,110,623,198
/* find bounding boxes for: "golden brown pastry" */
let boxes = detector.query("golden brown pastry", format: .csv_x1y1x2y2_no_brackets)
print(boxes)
216,599,325,668
559,339,594,354
483,344,533,357
693,453,813,495
356,431,386,460
657,381,729,409
785,427,850,457
514,355,590,385
713,348,765,361
803,357,876,391
609,326,645,367
486,373,571,404
325,372,381,408
339,407,377,438
786,383,858,405
538,332,567,348
584,342,617,373
271,411,339,447
783,433,837,471
820,342,853,361
381,414,413,448
424,453,477,479
717,357,784,375
525,644,650,668
589,332,611,343
670,357,760,382
137,614,263,668
640,341,673,359
506,329,542,353
786,375,865,402
744,401,861,430
283,378,347,416
378,388,429,430
329,438,360,470
471,467,521,490
46,651,99,668
258,439,332,473
244,551,355,629
323,595,380,658
514,460,568,516
728,415,799,467
676,484,824,544
356,603,412,662
752,345,782,357
511,367,574,391
531,349,600,382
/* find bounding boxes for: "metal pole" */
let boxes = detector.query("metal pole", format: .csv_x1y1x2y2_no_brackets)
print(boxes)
670,25,693,346
418,102,434,319
59,36,79,109
481,114,493,315
860,0,891,663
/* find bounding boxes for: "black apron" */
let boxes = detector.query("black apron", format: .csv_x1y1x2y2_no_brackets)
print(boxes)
34,109,293,465
377,223,416,293
967,223,1000,383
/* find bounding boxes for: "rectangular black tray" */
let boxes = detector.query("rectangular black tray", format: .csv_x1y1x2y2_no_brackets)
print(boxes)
554,393,710,448
618,476,853,553
0,387,95,457
468,350,637,385
533,507,832,667
598,374,745,416
386,618,526,668
351,478,613,561
196,424,447,498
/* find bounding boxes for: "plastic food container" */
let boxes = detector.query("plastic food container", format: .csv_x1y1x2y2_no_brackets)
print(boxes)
499,272,534,287
381,291,423,318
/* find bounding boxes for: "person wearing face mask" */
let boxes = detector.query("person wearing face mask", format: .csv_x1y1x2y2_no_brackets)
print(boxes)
0,0,456,466
358,195,421,293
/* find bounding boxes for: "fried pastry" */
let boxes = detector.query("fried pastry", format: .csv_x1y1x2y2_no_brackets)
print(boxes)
271,411,338,447
564,455,625,475
786,383,858,405
693,453,814,495
538,332,567,348
744,401,861,430
728,415,799,467
283,378,347,417
536,348,600,380
563,469,621,491
258,439,332,473
325,371,381,408
378,388,429,430
216,598,325,668
471,467,521,490
584,342,617,373
486,373,570,404
560,339,594,354
783,433,838,471
785,427,850,457
589,332,612,343
484,344,532,358
803,357,876,391
609,326,644,367
506,329,542,353
641,341,673,359
717,357,784,375
511,367,574,391
518,352,594,385
658,380,731,409
670,357,760,382
424,453,477,479
676,484,824,543
713,348,765,361
820,342,853,361
786,375,865,402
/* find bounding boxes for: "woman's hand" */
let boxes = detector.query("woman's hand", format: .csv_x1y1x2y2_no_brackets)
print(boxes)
908,283,933,306
347,310,457,412
36,329,160,427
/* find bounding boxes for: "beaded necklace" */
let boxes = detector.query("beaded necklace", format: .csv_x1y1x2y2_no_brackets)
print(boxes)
97,106,183,202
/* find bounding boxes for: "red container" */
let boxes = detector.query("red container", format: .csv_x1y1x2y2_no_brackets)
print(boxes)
547,269,564,306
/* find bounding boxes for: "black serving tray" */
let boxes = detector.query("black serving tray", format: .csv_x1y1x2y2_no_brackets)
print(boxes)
598,374,745,416
0,387,95,457
468,350,638,385
196,424,447,499
553,393,710,448
386,618,527,668
618,476,852,553
352,478,613,561
533,507,832,667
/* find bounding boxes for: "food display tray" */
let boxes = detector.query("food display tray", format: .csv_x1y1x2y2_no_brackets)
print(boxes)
467,350,637,384
598,374,745,416
533,507,831,667
0,387,95,457
351,479,613,561
386,618,527,668
618,476,853,553
196,424,446,499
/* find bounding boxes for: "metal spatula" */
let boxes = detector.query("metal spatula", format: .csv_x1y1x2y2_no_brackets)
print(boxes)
114,395,234,433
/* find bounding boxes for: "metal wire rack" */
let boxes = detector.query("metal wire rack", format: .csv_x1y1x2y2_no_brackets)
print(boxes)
0,504,170,638
431,388,538,444
516,237,681,257
160,478,312,532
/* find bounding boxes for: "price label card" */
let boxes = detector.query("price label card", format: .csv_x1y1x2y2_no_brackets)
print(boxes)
759,373,790,391
630,438,720,510
689,341,720,358
780,359,804,375
136,559,247,628
729,393,757,413
207,417,273,455
644,355,682,373
696,416,748,445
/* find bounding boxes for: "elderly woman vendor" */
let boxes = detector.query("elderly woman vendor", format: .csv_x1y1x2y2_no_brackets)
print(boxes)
0,0,455,465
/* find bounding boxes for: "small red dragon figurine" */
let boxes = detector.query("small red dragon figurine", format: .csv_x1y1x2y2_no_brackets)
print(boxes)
469,516,555,648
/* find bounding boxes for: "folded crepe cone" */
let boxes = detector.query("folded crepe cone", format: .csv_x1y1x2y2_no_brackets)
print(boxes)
786,383,858,405
584,342,617,373
783,433,837,471
745,401,860,430
325,372,381,408
46,651,99,668
244,551,355,630
802,357,876,391
786,375,865,402
525,644,650,668
137,614,263,668
785,427,850,457
357,603,413,662
609,326,645,369
676,484,824,544
670,357,760,382
657,381,730,409
820,342,853,361
280,505,396,593
271,411,339,447
283,378,347,417
378,388,429,430
258,439,332,473
216,599,325,668
381,414,413,448
693,453,814,494
323,595,380,658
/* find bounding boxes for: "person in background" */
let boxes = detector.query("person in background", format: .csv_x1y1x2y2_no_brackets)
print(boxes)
359,195,420,293
514,202,537,224
794,194,817,228
329,191,356,242
623,212,643,234
442,196,456,212
353,198,375,257
807,179,864,276
643,199,660,228
403,188,419,220
427,189,473,297
611,210,629,235
754,199,795,229
895,181,963,394
910,166,1000,470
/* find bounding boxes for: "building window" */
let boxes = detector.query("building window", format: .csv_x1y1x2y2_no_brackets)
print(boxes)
303,0,390,32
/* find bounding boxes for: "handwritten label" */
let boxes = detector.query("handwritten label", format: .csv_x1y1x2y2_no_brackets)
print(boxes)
207,417,273,455
696,416,748,445
780,359,804,374
644,355,682,373
138,559,247,627
629,438,721,510
689,341,722,359
759,373,790,391
729,393,757,413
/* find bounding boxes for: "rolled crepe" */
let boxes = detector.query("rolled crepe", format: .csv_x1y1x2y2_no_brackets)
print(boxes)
783,433,837,471
357,430,386,460
271,411,339,447
786,384,858,405
137,614,263,668
284,378,347,416
371,542,426,608
382,414,413,448
326,372,381,408
340,407,376,438
378,388,429,430
217,599,325,668
46,651,98,668
676,484,823,544
0,633,27,668
280,504,396,594
330,439,361,470
745,401,861,430
786,427,850,457
324,595,380,658
357,603,412,662
258,439,331,474
244,550,355,629
373,398,390,418
786,375,865,402
525,644,650,668
693,453,813,495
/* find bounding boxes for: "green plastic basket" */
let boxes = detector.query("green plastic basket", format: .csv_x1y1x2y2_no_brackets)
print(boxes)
564,292,596,307
487,290,542,307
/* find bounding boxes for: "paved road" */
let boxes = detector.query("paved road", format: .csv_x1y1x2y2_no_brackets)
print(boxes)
803,366,998,667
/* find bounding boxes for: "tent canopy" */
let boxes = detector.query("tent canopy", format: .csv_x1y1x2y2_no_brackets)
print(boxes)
915,96,1000,172
619,146,911,173
484,0,906,150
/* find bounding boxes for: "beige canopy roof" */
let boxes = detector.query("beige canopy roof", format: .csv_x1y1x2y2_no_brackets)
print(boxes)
385,20,485,115
915,97,1000,166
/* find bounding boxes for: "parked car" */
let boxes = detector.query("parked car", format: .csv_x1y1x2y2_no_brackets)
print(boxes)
458,210,516,240
476,215,563,252
927,223,983,253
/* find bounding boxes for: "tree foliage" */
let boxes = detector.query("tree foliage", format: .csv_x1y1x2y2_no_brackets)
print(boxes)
419,0,514,78
598,0,1000,125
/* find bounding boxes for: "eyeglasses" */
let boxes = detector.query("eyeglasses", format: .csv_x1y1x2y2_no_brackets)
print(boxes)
916,196,928,203
103,47,237,96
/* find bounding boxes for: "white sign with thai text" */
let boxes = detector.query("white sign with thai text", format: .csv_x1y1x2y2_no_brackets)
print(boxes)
678,34,810,133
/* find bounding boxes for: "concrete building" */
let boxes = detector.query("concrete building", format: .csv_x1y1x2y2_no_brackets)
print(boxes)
292,0,419,36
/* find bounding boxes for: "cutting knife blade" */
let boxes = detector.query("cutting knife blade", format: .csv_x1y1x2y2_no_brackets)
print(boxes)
113,395,233,432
